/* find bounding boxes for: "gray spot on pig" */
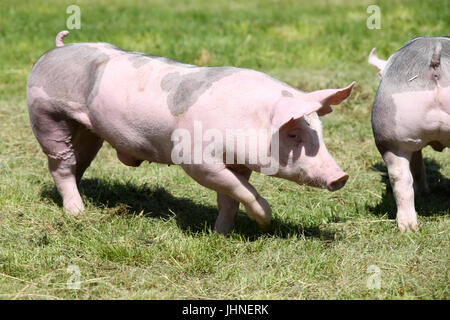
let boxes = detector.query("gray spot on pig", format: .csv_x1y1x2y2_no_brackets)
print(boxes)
28,44,110,106
371,36,450,154
161,67,239,116
282,90,293,97
127,52,192,69
371,85,397,154
28,97,76,161
383,37,450,91
152,55,193,67
160,72,181,91
128,54,151,69
116,47,193,69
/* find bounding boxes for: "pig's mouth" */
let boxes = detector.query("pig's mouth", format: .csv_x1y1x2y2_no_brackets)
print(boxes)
297,175,326,189
297,172,349,191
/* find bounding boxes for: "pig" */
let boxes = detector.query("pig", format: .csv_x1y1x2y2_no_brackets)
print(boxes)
369,36,450,232
27,31,355,233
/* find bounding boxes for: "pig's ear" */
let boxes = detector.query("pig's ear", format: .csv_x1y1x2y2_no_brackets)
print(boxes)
272,82,355,129
303,82,356,116
271,98,322,129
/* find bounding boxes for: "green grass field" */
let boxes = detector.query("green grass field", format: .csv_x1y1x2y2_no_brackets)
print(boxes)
0,0,448,299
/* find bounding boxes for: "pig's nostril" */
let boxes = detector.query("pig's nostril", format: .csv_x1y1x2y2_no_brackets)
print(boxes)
327,174,349,191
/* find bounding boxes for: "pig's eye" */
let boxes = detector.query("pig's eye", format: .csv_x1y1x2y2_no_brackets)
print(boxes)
287,129,303,142
287,133,302,142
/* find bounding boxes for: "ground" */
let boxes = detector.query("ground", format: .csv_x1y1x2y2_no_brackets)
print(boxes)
0,0,448,299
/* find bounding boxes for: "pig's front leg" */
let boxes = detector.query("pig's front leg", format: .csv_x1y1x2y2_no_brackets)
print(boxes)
182,164,271,231
215,193,240,234
410,150,430,196
383,151,418,232
215,167,252,234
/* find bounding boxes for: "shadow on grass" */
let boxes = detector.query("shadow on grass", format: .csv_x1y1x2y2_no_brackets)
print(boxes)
368,158,450,218
41,178,340,242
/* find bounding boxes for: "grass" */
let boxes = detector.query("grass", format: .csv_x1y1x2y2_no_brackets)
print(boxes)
0,0,449,299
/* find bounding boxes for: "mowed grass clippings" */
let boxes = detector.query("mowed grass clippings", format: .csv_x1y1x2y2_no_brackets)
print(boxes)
0,0,448,299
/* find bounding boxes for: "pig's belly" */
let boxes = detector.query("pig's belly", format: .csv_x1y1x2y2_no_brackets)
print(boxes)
87,101,175,164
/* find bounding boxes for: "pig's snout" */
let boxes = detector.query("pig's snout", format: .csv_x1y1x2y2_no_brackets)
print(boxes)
326,173,349,191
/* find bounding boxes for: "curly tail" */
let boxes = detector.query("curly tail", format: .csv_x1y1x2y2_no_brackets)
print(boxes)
55,30,70,47
430,42,441,69
430,42,442,82
368,48,388,77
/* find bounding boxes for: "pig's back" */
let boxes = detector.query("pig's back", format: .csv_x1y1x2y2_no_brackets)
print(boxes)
372,37,450,151
382,36,450,91
27,43,113,108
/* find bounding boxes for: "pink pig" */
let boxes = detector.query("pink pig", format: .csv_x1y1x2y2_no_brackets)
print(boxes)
369,37,450,232
27,31,354,233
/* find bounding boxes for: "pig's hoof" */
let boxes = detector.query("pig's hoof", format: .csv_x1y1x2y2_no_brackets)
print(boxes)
259,222,271,232
245,196,272,231
214,220,234,234
64,201,84,216
397,218,418,233
397,209,418,232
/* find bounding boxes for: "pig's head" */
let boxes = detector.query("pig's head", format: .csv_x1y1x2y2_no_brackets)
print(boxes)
269,82,355,191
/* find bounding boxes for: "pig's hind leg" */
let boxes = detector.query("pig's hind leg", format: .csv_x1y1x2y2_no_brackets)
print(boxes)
383,150,418,232
410,150,430,196
30,105,102,214
72,126,104,185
